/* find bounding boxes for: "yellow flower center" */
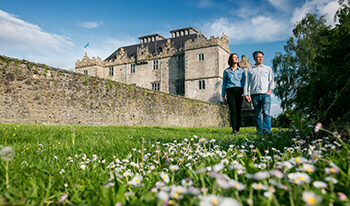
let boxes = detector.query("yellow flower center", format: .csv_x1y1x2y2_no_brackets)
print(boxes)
313,155,317,159
136,179,140,183
257,184,262,189
211,199,219,205
295,158,300,162
299,176,305,181
173,193,179,198
307,197,316,205
306,168,312,172
168,200,174,205
163,175,167,179
235,183,240,188
330,168,336,173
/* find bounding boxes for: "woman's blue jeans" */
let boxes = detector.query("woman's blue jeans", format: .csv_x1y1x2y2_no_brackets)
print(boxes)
251,94,271,134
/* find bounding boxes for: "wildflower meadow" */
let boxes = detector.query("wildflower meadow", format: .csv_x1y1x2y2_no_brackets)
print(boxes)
0,119,349,205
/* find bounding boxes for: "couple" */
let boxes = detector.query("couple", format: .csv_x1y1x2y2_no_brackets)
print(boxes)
222,51,275,135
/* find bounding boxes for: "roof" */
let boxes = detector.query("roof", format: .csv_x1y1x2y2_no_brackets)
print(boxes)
105,33,198,62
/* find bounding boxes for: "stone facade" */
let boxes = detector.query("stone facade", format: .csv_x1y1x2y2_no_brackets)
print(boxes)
75,27,230,105
0,55,229,127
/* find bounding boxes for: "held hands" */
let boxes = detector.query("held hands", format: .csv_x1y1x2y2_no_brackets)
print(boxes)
222,96,228,105
245,95,251,102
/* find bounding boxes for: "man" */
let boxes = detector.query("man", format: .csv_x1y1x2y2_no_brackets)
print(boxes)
244,51,275,134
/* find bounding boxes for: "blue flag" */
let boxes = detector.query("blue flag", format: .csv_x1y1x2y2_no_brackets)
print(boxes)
84,43,89,48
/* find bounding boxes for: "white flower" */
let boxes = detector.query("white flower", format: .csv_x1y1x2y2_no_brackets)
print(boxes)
302,191,322,205
213,163,224,172
160,172,170,183
246,171,269,180
0,146,15,161
157,190,169,201
181,178,194,186
199,194,221,206
129,175,143,187
324,177,338,184
230,180,245,191
291,156,308,164
252,183,268,190
169,165,179,172
313,181,327,189
80,164,86,170
257,163,267,170
288,172,311,184
269,170,283,179
220,197,241,206
123,171,133,178
314,123,322,133
325,162,340,174
301,164,316,173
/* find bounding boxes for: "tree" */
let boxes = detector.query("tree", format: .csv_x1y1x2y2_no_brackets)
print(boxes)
273,0,350,123
272,13,329,114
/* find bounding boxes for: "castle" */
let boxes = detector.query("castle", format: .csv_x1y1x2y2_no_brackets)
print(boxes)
75,27,238,104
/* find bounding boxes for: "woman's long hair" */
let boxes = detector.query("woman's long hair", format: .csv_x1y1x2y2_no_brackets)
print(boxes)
228,53,239,67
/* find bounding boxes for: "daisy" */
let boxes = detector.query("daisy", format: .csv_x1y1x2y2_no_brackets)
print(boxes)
325,162,340,174
246,171,269,181
288,172,311,185
129,175,143,187
252,183,268,190
220,198,241,206
157,190,169,202
302,191,322,205
230,180,245,191
160,172,170,183
181,178,194,187
301,164,316,173
313,181,327,189
199,194,221,206
169,165,179,172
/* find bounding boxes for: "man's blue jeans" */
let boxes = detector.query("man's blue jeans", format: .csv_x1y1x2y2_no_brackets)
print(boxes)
251,94,271,134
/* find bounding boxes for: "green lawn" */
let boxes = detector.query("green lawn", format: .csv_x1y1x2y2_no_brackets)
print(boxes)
0,123,349,205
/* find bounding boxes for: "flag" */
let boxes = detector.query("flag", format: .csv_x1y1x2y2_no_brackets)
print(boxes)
84,43,89,48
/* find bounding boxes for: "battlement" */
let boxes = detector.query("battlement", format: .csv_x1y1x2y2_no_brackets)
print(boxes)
75,52,104,68
184,32,230,53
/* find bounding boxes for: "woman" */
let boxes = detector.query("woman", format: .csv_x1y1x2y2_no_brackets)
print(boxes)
222,53,246,134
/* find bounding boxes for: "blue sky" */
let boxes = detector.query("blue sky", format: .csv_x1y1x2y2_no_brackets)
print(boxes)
0,0,340,116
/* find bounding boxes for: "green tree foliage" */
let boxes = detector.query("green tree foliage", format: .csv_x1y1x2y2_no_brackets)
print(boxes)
273,0,350,121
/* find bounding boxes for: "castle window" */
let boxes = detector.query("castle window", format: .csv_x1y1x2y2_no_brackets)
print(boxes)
84,70,88,75
177,55,184,68
130,63,135,73
109,66,114,76
176,80,184,95
199,80,205,90
152,82,160,91
198,53,205,61
152,60,159,70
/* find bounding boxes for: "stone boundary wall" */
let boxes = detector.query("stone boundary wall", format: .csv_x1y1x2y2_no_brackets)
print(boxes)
0,55,229,127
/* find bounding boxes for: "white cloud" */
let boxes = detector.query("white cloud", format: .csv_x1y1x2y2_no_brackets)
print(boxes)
268,0,292,12
0,10,73,53
271,103,283,117
78,21,103,29
202,16,291,44
291,0,339,26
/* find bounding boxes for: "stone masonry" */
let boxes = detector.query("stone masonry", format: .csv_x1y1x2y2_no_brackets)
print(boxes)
0,55,229,127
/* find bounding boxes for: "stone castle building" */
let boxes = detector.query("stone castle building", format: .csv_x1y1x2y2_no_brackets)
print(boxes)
75,27,232,104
